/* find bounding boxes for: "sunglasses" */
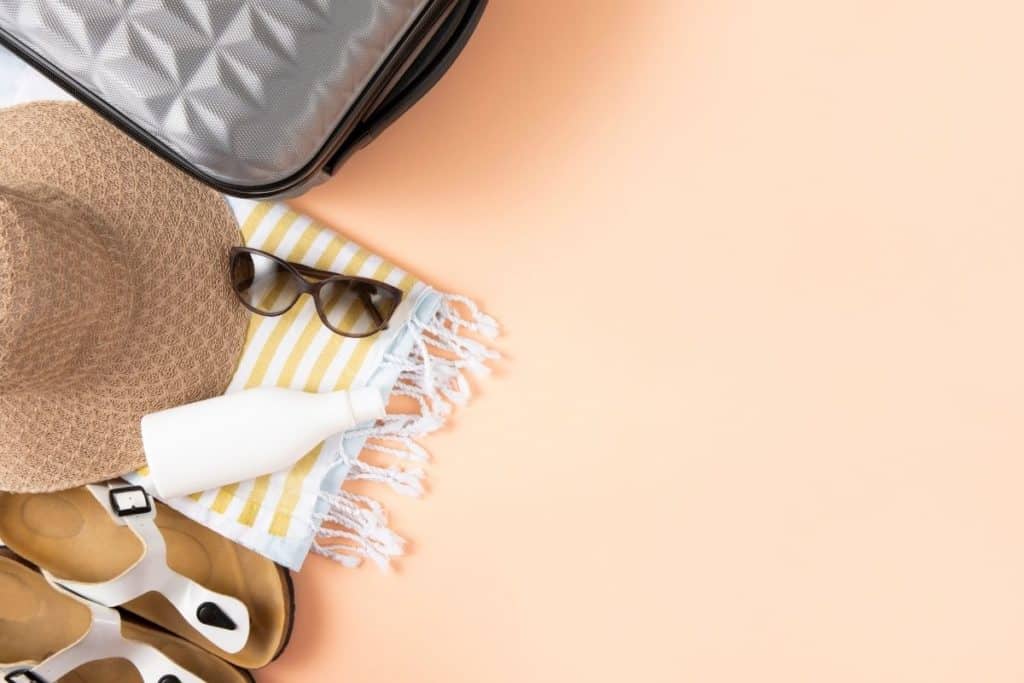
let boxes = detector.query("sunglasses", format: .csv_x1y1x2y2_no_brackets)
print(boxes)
229,247,403,338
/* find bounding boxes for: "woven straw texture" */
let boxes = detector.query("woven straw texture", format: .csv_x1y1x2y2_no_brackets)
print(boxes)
0,102,248,492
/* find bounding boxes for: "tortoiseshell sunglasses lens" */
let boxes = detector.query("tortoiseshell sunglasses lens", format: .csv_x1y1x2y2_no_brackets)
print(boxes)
318,278,401,336
230,250,301,315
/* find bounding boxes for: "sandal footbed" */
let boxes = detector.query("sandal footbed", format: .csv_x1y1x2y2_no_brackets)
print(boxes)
0,555,251,683
0,489,291,669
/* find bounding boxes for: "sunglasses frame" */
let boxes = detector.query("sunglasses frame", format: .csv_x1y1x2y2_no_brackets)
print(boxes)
229,246,404,339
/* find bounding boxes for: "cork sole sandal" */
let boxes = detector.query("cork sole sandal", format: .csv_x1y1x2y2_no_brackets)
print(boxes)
0,555,253,683
0,485,293,670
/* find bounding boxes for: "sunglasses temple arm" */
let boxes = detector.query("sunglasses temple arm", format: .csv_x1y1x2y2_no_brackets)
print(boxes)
357,288,385,326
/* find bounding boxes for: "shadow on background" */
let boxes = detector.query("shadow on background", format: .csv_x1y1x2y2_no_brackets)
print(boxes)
291,0,656,251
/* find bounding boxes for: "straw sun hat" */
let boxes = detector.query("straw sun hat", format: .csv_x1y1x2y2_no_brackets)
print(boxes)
0,102,248,492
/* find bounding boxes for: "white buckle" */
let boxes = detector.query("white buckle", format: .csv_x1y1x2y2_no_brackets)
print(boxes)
5,670,45,683
107,486,153,519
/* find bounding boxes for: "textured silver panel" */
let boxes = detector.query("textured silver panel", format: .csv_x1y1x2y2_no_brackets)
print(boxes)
0,0,431,187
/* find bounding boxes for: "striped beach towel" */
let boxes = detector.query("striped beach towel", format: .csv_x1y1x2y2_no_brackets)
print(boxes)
130,198,499,570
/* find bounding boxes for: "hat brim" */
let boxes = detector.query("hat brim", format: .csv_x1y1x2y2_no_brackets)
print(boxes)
0,102,248,492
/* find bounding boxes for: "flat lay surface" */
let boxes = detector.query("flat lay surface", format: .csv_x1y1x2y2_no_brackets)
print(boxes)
2,1,1023,681
260,1,1024,682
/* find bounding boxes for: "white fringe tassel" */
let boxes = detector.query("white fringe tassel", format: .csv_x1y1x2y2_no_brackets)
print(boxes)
311,294,499,569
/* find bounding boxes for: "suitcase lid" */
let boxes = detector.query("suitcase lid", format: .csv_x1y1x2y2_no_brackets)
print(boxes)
0,0,437,194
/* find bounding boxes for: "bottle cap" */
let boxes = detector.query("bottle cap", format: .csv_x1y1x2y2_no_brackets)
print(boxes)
348,386,387,424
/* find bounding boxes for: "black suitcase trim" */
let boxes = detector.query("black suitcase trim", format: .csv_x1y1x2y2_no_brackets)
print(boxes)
327,0,488,174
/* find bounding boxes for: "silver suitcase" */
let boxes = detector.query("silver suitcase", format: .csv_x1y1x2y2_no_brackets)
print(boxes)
0,0,486,197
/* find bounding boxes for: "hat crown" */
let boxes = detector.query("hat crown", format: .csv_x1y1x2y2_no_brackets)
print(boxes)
0,102,248,493
0,187,130,392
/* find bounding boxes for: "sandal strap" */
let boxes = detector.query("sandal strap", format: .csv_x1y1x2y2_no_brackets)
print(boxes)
47,484,250,654
1,580,203,683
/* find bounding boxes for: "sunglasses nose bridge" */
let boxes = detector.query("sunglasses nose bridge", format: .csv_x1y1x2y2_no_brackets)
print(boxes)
291,269,323,294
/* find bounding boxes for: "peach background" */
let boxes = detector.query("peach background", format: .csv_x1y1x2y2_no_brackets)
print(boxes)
266,1,1024,681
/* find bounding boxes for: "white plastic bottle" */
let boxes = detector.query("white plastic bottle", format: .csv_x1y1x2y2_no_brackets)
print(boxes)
141,386,386,498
